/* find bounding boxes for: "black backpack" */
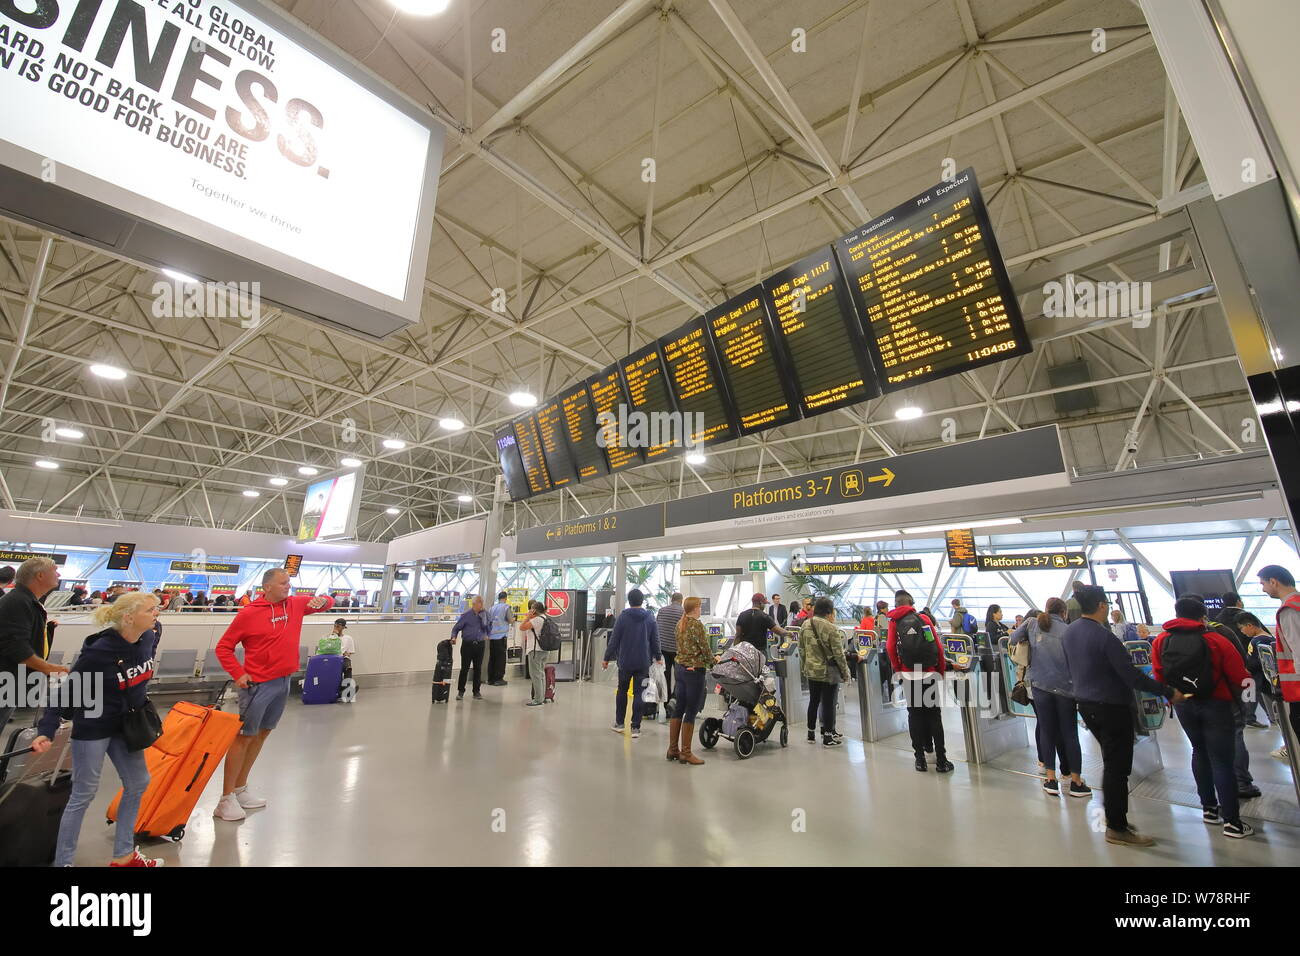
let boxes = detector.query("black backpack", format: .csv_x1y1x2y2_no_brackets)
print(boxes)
896,612,938,669
436,639,453,665
1160,629,1217,698
536,618,561,651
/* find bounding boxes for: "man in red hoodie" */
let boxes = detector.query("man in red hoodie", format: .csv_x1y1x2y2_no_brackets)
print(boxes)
1152,596,1254,839
213,567,332,822
886,590,952,773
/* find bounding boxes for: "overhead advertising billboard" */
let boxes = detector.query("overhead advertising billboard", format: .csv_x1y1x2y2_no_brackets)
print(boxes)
297,469,362,542
0,0,443,338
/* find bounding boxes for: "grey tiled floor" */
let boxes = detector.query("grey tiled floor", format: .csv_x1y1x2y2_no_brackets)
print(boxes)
65,679,1300,866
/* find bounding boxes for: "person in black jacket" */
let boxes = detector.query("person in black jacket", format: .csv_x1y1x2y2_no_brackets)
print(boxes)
1062,585,1184,847
0,558,70,686
1213,593,1268,729
31,591,162,867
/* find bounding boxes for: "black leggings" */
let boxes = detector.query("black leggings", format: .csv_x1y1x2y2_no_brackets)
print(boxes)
807,680,838,735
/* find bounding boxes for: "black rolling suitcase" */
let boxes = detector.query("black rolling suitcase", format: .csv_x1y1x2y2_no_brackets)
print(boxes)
0,723,74,867
432,639,453,703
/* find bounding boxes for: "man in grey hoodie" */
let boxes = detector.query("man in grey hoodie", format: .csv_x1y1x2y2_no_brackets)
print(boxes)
602,589,662,738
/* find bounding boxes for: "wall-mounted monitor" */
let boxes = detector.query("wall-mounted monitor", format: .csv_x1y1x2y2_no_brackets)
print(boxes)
296,469,363,541
0,0,443,338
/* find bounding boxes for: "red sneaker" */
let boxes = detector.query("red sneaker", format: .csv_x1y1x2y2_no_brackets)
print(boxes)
109,850,164,867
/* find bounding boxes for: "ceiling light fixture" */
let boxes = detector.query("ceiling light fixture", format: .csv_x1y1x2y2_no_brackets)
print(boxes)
386,507,401,515
390,0,450,15
457,494,473,503
382,438,407,450
269,477,289,487
54,427,84,440
682,544,739,553
686,451,706,465
508,391,537,408
89,364,127,380
439,417,464,431
809,530,901,542
739,538,808,548
895,405,923,420
298,466,319,476
161,267,199,283
341,457,363,468
901,518,1023,534
35,459,59,469
242,490,260,498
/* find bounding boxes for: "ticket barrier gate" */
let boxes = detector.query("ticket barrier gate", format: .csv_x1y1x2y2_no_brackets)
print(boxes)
1125,641,1165,780
945,636,1028,764
774,636,806,726
856,645,909,741
584,628,615,684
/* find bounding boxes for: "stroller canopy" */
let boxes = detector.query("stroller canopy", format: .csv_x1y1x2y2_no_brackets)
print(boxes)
713,641,765,688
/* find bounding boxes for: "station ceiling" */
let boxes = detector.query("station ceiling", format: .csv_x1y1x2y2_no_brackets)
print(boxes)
0,0,1256,542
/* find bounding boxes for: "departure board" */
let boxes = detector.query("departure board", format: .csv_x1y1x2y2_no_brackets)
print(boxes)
835,169,1030,393
534,399,578,489
495,426,531,501
706,287,801,436
512,414,553,496
587,364,644,473
761,247,880,416
619,343,680,462
660,315,738,447
559,382,610,481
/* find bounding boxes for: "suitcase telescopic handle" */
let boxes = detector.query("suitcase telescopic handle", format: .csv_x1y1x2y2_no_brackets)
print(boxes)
0,746,34,761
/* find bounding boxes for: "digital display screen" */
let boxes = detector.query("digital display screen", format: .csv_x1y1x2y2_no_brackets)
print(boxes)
512,415,553,496
534,399,578,489
0,0,443,335
660,315,737,447
945,529,978,568
619,343,679,461
587,364,643,473
559,382,610,481
495,427,531,501
762,247,880,415
706,287,800,436
835,168,1030,392
106,542,136,572
284,554,304,577
297,470,362,542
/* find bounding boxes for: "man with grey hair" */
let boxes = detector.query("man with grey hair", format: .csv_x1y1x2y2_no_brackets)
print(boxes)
0,558,70,726
213,566,332,822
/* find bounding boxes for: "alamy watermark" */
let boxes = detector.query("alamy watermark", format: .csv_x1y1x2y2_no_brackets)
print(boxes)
1042,273,1151,327
151,278,261,328
0,667,104,716
596,404,704,453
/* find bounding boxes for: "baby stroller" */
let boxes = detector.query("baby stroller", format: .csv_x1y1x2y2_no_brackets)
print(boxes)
699,641,788,758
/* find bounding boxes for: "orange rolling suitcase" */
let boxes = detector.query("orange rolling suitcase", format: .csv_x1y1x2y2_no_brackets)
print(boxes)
107,701,241,841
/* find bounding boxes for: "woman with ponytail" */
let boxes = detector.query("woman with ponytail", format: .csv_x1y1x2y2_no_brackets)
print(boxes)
668,597,712,766
1009,596,1092,798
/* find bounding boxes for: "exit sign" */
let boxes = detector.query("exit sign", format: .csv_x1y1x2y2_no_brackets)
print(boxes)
551,568,563,578
748,560,768,572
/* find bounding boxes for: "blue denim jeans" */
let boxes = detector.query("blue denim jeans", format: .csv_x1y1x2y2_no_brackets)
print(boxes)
673,665,707,723
1175,699,1239,825
55,734,150,866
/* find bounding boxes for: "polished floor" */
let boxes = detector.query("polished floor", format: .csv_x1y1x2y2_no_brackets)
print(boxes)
65,676,1300,867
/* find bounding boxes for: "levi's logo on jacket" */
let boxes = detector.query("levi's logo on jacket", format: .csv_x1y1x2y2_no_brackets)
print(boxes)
116,660,155,689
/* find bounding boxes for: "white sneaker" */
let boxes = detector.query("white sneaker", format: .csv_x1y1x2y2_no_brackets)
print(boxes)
1271,746,1289,760
214,793,246,821
235,786,267,809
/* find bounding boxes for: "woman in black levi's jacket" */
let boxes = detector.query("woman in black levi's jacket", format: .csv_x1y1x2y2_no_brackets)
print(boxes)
32,592,163,867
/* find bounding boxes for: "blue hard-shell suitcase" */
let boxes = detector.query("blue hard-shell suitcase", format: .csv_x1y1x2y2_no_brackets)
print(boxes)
303,654,346,704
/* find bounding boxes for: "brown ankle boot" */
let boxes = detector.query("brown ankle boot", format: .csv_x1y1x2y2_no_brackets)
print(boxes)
678,723,705,765
666,719,682,761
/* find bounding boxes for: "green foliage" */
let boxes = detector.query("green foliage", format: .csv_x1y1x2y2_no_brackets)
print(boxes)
783,571,868,624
